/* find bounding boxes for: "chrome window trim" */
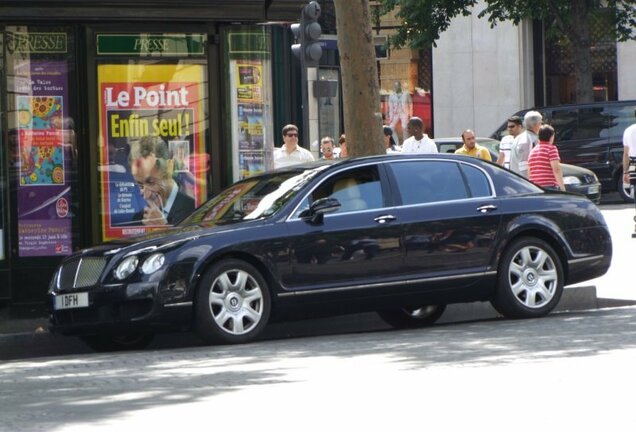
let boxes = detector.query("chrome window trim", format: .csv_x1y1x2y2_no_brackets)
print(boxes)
285,157,498,223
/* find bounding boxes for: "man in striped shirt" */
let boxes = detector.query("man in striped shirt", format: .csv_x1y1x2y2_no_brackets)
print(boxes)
528,124,565,191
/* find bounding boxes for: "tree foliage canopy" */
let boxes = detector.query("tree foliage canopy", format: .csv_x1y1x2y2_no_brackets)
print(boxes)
378,0,636,49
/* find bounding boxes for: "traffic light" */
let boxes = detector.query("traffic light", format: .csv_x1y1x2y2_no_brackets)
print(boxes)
291,1,322,68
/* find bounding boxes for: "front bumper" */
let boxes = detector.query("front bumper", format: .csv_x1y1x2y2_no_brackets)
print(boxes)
565,182,602,204
49,282,191,335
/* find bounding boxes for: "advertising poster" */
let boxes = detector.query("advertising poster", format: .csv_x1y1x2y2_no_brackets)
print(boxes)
15,60,73,257
98,64,207,241
235,61,266,179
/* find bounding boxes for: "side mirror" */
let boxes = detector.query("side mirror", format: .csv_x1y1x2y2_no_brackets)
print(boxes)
304,197,341,224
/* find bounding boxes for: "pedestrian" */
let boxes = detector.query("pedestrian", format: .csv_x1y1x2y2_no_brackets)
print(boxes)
383,125,400,153
528,124,565,191
510,110,543,178
622,121,636,223
454,129,492,161
401,116,437,154
338,134,348,158
320,136,337,160
497,115,523,169
273,124,314,169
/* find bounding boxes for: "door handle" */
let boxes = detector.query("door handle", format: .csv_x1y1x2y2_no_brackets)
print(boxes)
476,204,497,213
374,215,397,224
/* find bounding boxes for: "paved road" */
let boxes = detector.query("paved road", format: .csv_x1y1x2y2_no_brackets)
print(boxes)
1,305,636,431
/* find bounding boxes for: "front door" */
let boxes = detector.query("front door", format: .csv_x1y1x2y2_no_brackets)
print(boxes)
284,165,403,293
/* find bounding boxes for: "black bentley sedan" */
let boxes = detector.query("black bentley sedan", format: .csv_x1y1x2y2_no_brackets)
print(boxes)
49,154,612,351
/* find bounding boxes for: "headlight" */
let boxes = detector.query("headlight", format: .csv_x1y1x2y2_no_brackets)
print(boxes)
563,176,581,185
114,256,139,280
141,253,165,274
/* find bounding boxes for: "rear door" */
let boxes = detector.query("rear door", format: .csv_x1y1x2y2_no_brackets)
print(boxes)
387,159,501,291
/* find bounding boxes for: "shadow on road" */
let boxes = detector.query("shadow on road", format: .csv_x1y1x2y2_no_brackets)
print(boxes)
2,306,636,430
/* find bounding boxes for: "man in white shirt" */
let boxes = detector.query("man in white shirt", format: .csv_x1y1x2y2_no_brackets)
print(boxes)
497,115,523,169
510,111,542,178
401,117,437,154
622,122,636,231
273,124,315,169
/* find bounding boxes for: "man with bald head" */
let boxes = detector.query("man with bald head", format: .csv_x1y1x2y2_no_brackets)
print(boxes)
454,129,492,161
401,116,437,154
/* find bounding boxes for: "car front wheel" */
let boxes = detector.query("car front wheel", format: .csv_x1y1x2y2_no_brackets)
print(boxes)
377,305,446,329
195,259,271,345
492,237,563,319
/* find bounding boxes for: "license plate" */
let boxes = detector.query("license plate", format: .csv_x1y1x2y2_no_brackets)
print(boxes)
55,292,89,310
588,185,600,195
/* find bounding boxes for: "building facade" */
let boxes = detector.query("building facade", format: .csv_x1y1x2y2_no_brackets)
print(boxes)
0,0,308,304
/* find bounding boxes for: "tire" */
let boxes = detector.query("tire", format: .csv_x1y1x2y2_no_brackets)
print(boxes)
378,305,446,329
491,237,563,319
195,259,271,345
617,175,635,203
81,333,154,352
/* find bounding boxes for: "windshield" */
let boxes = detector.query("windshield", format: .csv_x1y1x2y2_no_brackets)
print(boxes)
179,166,328,225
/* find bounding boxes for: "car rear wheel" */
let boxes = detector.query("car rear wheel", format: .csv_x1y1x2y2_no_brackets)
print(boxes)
195,259,271,345
492,237,563,318
377,305,446,329
617,175,634,202
81,333,154,352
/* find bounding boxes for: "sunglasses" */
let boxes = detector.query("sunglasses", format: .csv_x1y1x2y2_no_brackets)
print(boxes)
286,133,298,137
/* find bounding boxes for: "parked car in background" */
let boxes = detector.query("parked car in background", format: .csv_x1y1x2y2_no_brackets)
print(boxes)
491,100,636,202
435,137,602,203
49,155,612,351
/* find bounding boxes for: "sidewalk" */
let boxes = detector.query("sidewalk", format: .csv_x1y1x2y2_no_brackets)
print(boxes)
0,301,49,336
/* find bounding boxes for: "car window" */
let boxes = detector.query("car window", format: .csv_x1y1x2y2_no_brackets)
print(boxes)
390,161,469,205
605,104,636,139
550,109,578,142
438,143,457,154
460,164,492,197
182,167,325,225
295,166,383,217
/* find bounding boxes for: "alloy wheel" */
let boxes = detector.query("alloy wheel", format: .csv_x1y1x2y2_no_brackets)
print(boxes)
507,245,558,308
208,269,265,336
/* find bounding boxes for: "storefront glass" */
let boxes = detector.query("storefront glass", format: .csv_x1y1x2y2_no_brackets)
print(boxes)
95,34,209,241
3,27,78,257
378,48,433,143
224,27,275,181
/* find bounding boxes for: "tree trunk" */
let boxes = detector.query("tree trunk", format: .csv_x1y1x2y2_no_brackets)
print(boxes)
570,0,594,103
333,0,384,156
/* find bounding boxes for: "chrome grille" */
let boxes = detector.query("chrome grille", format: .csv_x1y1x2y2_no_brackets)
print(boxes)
59,257,108,290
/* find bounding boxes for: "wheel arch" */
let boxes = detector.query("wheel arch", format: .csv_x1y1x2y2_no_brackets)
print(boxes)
497,227,569,282
190,251,280,315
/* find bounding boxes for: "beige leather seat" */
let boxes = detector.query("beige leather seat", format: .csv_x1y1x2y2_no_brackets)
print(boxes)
331,177,367,212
